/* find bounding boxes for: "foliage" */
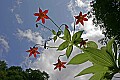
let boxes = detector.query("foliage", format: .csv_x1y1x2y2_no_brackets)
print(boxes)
89,0,120,45
0,61,49,80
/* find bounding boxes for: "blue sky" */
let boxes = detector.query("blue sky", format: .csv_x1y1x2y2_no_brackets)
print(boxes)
2,0,118,80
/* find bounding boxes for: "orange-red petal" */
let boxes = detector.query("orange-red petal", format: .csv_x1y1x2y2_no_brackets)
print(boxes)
34,13,39,16
42,18,45,24
83,18,88,21
36,17,41,22
43,10,48,14
39,8,42,13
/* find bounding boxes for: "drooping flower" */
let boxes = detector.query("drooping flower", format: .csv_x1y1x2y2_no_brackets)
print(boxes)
53,59,66,71
26,47,40,58
74,12,88,26
34,8,49,24
80,39,88,48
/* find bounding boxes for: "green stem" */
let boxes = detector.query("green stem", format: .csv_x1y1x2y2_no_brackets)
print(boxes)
46,46,58,48
36,23,52,32
49,17,63,33
73,19,76,34
58,54,66,59
59,24,67,28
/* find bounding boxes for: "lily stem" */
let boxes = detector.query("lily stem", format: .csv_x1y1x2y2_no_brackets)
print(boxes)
49,17,63,33
36,23,52,32
58,54,66,59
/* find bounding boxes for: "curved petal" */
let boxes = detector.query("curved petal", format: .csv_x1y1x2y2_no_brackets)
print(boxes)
36,17,41,22
83,18,88,21
29,53,33,57
74,16,79,19
42,18,45,24
36,51,40,54
80,20,84,26
44,10,48,14
79,12,82,16
34,53,37,58
83,14,87,17
34,47,38,50
39,8,42,13
26,50,31,52
44,15,49,19
62,65,66,68
76,20,79,25
34,13,39,16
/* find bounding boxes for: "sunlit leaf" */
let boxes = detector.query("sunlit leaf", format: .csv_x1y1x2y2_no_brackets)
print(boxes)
72,30,84,42
66,45,73,58
68,52,89,65
89,72,106,80
57,41,69,50
84,47,116,67
106,36,116,59
52,30,56,35
87,41,98,48
64,27,71,41
75,65,108,77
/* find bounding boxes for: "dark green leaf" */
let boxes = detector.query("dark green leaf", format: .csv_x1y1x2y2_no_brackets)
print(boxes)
66,45,73,58
64,27,71,41
53,36,57,42
113,41,117,61
68,52,89,65
52,30,56,35
57,31,61,36
75,65,108,77
87,41,98,48
57,41,69,50
118,53,120,67
72,30,84,42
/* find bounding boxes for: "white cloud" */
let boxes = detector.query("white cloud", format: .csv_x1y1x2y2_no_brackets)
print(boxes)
68,0,92,16
15,14,23,24
0,36,9,53
17,29,44,45
20,37,92,80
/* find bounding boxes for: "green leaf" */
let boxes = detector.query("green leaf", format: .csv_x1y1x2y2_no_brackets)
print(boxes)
89,72,106,80
52,30,56,35
56,31,61,36
106,36,116,59
113,41,117,61
68,52,89,65
66,45,73,58
84,47,116,67
64,27,71,41
73,38,83,45
57,41,69,50
72,30,84,42
75,65,108,77
87,41,98,49
53,36,57,42
118,53,120,67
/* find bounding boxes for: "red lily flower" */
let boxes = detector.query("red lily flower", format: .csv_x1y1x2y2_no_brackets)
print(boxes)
74,12,88,26
53,59,66,71
34,8,49,24
26,47,40,58
80,39,88,48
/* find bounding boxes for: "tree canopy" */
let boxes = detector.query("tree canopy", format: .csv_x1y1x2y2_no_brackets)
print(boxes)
89,0,120,44
0,60,49,80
